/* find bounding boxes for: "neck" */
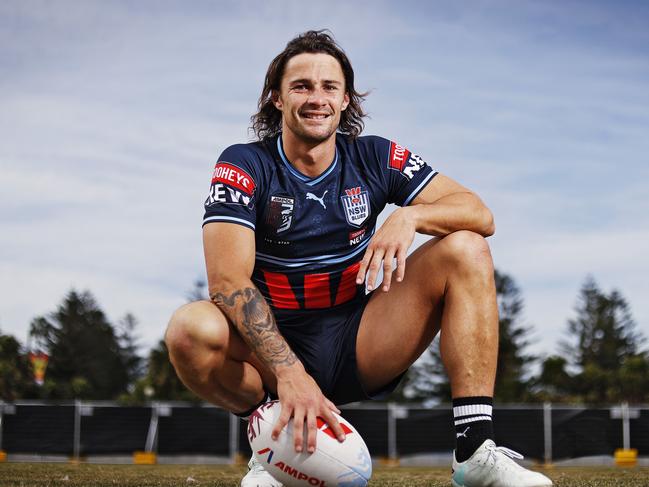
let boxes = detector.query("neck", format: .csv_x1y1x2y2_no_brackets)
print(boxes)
280,130,337,178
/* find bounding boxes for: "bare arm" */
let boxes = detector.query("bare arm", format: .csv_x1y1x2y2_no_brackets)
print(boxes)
406,173,495,237
204,223,298,371
203,222,344,451
357,173,495,290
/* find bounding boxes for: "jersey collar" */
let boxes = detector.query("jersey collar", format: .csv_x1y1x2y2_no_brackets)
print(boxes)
276,135,338,187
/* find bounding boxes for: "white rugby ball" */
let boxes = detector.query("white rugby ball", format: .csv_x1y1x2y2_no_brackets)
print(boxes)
247,400,372,487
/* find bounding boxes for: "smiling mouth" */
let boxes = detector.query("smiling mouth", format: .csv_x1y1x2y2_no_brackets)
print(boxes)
301,113,330,120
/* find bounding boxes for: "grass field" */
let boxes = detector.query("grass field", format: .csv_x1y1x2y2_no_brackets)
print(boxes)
0,463,648,487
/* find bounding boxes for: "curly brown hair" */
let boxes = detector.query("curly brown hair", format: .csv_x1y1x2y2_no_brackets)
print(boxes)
250,30,367,141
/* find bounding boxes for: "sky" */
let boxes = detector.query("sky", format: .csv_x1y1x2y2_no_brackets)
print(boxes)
1,0,648,364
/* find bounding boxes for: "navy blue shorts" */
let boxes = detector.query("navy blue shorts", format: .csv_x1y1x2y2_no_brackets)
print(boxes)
276,293,404,405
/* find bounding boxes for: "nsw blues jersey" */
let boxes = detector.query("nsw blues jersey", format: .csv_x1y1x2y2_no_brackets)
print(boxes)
203,134,437,324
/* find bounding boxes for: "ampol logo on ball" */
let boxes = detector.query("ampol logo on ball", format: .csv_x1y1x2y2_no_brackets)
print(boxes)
257,447,328,486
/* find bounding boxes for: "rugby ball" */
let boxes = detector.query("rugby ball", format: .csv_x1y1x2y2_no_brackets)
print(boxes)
247,400,372,487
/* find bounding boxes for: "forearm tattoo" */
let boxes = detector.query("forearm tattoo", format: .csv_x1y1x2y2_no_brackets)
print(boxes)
210,287,297,370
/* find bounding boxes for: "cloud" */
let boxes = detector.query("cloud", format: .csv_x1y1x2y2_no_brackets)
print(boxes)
1,0,648,361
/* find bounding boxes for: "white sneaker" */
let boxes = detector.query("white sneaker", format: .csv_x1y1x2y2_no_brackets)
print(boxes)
452,440,552,487
241,455,283,487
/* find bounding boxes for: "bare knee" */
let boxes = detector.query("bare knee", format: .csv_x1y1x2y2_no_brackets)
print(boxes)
438,230,494,277
165,300,229,365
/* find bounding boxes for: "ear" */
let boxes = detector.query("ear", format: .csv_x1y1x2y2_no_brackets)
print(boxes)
272,90,283,110
341,92,350,111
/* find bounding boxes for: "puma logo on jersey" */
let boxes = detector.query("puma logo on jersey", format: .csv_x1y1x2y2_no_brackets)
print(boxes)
306,190,328,209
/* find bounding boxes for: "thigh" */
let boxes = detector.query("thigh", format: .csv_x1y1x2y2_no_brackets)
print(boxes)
356,237,449,393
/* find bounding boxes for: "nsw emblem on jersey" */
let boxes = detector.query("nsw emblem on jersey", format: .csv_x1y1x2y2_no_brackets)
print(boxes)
266,195,295,233
388,141,428,180
341,187,370,227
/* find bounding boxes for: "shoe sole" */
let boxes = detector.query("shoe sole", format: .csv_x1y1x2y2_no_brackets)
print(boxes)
452,478,551,487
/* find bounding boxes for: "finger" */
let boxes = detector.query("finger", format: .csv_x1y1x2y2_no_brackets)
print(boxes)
292,407,305,453
366,248,385,291
271,404,292,441
381,247,396,292
306,410,317,454
321,408,346,442
356,248,373,284
325,398,341,415
395,245,407,283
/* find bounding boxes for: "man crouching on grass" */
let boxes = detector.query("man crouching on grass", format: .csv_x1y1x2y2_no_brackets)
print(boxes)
165,29,552,487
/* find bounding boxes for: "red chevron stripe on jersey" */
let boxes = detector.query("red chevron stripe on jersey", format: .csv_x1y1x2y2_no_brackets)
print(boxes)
262,270,300,309
304,272,332,308
334,262,360,306
262,262,361,310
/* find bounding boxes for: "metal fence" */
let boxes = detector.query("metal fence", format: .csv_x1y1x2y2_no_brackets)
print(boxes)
1,401,647,463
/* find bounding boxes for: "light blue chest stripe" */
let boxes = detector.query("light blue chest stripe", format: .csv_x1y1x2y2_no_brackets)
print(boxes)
276,136,338,186
256,229,374,268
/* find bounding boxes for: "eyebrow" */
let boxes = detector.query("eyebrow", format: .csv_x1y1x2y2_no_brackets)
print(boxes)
288,78,342,86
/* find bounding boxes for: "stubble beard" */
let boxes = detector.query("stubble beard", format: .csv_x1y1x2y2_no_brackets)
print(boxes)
288,113,339,145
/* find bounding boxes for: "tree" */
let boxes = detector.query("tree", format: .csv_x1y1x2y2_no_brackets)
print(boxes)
398,270,536,403
122,277,208,403
117,313,145,387
618,353,649,403
394,338,446,403
534,355,575,402
563,278,642,370
129,340,198,402
559,277,646,403
0,331,36,400
29,290,142,400
493,270,536,401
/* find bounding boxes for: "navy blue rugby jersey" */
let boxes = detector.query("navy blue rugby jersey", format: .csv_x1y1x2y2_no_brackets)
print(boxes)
202,133,437,324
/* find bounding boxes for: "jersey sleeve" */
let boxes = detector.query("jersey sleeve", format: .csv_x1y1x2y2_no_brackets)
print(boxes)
370,136,438,206
202,144,260,230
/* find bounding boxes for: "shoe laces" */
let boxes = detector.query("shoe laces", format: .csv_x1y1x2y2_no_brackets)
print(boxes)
485,443,524,464
248,456,266,473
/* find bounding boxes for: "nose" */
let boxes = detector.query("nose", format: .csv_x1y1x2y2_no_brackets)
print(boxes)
306,87,327,106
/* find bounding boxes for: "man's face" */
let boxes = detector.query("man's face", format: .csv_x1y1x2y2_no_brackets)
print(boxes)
274,52,350,144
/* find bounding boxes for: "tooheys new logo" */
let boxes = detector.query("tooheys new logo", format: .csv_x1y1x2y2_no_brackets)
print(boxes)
205,162,256,208
388,141,428,180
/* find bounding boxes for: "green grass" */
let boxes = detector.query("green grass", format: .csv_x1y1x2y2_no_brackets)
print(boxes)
0,463,648,486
